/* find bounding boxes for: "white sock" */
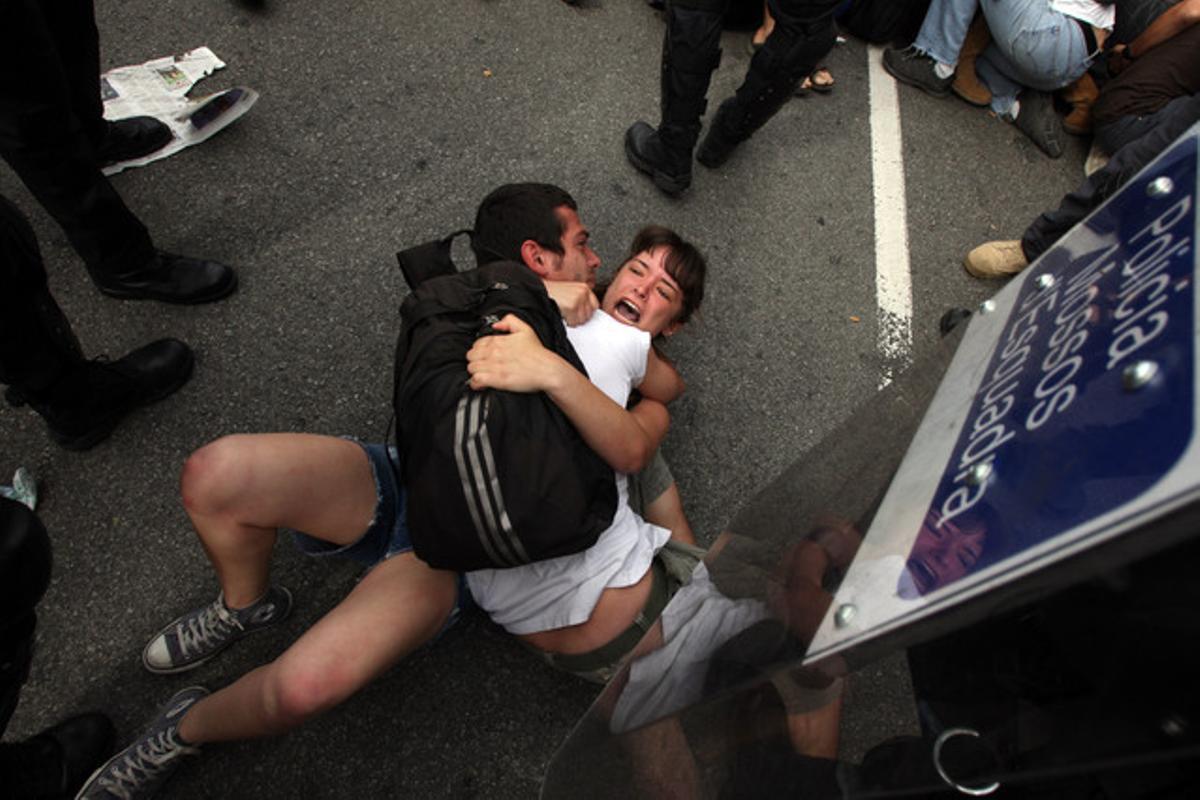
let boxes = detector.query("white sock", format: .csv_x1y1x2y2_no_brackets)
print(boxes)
1009,99,1021,120
934,61,954,80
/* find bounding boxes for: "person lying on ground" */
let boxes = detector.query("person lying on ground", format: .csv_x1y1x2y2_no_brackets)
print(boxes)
76,184,707,800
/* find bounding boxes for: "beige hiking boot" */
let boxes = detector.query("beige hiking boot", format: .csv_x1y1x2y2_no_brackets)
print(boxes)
964,240,1028,278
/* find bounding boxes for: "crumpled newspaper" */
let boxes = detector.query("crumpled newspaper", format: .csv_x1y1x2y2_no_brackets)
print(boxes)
101,46,258,175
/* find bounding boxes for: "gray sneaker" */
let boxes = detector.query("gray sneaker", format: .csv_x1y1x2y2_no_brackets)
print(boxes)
1013,89,1064,158
142,586,292,674
75,686,207,799
882,46,953,96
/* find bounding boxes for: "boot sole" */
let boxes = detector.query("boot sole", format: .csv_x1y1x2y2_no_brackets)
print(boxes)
96,272,239,305
624,133,690,196
49,349,196,451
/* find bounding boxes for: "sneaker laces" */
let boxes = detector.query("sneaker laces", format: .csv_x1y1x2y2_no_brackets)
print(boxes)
97,728,199,800
176,599,245,659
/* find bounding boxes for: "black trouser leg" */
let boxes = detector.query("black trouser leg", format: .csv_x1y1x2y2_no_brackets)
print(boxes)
0,498,53,737
1022,93,1200,261
0,196,85,401
696,0,838,165
0,0,154,278
658,2,725,151
727,0,839,136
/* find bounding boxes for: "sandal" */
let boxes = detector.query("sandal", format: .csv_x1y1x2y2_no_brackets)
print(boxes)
796,65,834,97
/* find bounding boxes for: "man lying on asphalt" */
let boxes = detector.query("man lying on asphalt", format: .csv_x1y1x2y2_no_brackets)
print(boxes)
77,183,707,800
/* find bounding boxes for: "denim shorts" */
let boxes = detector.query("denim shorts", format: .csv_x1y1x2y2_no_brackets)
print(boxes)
290,440,473,624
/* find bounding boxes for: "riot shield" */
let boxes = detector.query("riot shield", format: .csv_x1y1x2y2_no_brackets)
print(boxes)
542,125,1200,798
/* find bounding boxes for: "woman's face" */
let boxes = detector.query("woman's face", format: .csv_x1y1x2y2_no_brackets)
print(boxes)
601,246,685,336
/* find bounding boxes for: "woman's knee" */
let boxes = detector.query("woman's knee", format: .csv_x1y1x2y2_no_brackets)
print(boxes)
180,434,259,516
265,658,362,728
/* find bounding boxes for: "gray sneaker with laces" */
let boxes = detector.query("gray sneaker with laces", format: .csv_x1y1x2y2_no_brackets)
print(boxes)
141,585,292,674
882,45,953,97
76,686,207,799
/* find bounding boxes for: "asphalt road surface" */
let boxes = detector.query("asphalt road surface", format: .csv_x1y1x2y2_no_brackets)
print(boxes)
1,1,1094,797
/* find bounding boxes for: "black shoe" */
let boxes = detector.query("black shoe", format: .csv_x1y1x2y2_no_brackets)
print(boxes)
695,98,743,168
882,46,953,97
0,713,115,800
94,117,173,167
94,250,238,305
1013,90,1064,158
625,121,693,196
19,339,195,451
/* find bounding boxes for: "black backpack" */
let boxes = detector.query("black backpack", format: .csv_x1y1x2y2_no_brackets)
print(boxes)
392,237,617,571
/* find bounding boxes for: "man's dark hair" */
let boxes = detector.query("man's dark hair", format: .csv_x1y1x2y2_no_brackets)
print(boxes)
626,225,706,325
472,183,578,265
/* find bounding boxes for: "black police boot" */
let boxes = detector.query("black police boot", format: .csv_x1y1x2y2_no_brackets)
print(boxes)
92,249,238,305
697,9,837,168
0,714,116,800
10,338,195,451
93,117,174,168
624,6,722,196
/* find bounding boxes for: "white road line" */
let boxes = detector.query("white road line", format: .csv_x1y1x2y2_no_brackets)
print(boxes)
867,44,913,389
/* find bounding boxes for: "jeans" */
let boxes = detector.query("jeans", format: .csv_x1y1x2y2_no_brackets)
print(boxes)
914,0,1092,115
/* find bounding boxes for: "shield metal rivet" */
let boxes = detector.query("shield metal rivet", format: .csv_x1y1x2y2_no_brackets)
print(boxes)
1147,177,1174,197
834,604,857,628
967,462,992,486
1122,360,1158,391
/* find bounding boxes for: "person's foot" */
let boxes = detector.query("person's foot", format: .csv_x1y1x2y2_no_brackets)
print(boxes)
93,250,238,305
964,240,1028,278
1011,90,1063,158
1060,73,1099,135
951,62,991,107
695,98,743,169
76,687,207,800
94,117,173,167
142,586,293,674
7,339,194,451
0,713,115,800
882,46,952,97
796,66,835,97
624,121,693,196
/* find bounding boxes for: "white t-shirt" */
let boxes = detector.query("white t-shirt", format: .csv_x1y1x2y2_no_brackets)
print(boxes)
466,310,673,634
1050,0,1115,31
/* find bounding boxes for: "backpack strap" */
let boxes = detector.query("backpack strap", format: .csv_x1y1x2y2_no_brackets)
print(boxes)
395,228,474,291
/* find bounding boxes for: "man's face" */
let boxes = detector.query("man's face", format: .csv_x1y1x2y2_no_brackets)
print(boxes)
602,246,685,337
546,207,601,287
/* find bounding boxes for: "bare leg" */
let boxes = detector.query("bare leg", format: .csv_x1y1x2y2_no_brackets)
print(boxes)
179,433,378,607
642,482,696,546
177,552,456,742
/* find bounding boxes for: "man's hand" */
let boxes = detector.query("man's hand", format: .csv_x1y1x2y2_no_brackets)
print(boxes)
1107,43,1131,75
543,280,599,326
466,314,567,392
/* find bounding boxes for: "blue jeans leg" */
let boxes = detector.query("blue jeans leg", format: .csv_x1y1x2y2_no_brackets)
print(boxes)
976,0,1090,115
912,0,978,67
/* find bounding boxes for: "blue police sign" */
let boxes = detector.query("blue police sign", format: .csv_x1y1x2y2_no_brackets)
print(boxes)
808,128,1200,659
